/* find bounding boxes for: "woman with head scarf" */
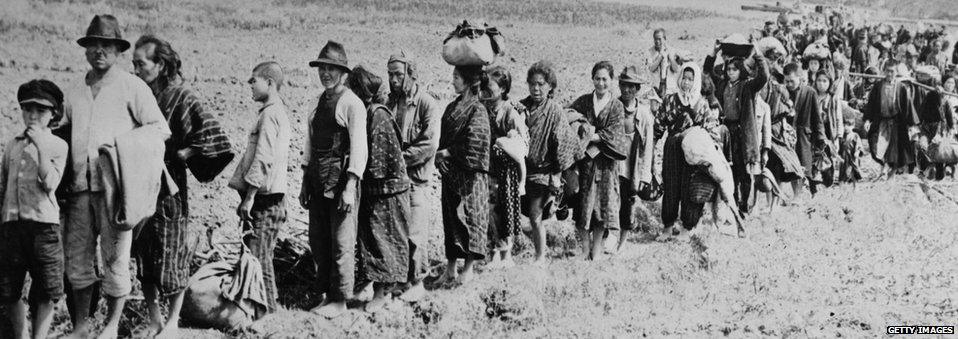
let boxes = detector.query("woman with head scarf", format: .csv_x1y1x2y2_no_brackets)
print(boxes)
655,62,711,240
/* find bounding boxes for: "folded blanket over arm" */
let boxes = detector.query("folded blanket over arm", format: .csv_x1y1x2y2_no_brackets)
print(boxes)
98,128,179,230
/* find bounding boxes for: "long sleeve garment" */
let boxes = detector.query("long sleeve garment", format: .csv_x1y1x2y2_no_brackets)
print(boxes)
388,84,441,184
1,132,69,224
520,96,578,189
863,80,919,166
229,101,290,194
705,54,770,166
619,96,656,188
789,85,827,175
567,93,628,230
303,89,368,183
61,67,171,193
154,81,234,188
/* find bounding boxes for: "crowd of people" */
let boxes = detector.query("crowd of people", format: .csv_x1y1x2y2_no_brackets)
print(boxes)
1,8,957,338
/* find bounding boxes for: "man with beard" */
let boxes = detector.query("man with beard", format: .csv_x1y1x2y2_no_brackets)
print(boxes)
60,15,171,338
132,35,234,337
385,52,441,302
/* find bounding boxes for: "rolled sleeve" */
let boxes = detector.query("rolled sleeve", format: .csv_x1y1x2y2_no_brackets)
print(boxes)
336,94,368,178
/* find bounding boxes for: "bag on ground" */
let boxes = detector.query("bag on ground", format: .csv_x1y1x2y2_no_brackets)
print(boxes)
182,244,268,331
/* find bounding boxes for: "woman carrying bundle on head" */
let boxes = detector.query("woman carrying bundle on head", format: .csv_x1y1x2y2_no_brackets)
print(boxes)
704,38,770,216
566,61,629,260
435,65,491,284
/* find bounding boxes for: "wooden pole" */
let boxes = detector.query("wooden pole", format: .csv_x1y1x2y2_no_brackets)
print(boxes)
847,72,958,97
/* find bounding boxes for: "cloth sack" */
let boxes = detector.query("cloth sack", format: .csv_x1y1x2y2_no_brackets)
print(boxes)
926,137,958,164
442,20,504,66
914,65,941,86
182,243,268,330
755,37,786,57
681,127,736,204
803,42,830,60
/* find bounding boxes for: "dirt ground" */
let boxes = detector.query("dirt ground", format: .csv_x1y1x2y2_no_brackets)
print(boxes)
0,0,956,337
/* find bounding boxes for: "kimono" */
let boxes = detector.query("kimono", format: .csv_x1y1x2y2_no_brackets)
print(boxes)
863,80,919,167
567,93,629,231
358,104,411,283
656,81,711,229
789,85,827,177
486,101,528,248
135,80,233,297
839,131,864,182
518,96,577,218
439,94,490,260
815,92,845,184
761,82,804,182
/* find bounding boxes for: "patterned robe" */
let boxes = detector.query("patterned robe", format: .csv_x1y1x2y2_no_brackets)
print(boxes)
136,80,233,297
358,105,411,283
439,95,490,259
487,101,527,246
567,94,628,231
656,93,711,228
520,97,577,190
863,80,919,166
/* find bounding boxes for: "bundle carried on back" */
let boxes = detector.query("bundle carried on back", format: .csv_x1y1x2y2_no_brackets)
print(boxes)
442,20,504,66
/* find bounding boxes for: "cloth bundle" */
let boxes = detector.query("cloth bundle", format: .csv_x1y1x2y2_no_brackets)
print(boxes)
442,20,504,66
803,42,830,60
681,127,735,204
182,244,268,330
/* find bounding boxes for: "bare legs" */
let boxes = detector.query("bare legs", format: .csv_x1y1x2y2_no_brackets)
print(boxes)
143,284,186,339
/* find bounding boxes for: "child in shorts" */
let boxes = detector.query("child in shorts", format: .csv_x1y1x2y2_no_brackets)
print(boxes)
0,79,69,339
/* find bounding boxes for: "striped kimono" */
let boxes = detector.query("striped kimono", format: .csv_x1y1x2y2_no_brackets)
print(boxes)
135,79,233,297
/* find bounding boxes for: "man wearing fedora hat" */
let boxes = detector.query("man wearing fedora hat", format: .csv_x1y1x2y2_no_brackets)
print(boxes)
385,51,441,302
299,40,368,318
610,65,657,254
60,14,170,338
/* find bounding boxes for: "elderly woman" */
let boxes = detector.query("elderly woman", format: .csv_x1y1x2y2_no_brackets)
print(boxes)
518,61,577,265
704,43,770,215
655,62,711,239
567,61,628,260
435,65,491,284
345,66,411,311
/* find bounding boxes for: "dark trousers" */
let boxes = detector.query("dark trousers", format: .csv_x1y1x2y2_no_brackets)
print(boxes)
308,195,358,302
242,193,286,311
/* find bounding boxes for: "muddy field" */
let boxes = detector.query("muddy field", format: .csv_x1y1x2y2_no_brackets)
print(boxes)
1,0,956,337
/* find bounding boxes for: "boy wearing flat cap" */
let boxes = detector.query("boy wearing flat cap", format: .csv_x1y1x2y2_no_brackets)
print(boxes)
0,79,69,339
